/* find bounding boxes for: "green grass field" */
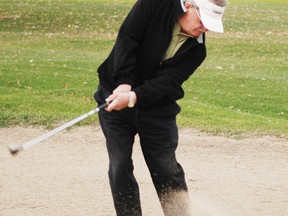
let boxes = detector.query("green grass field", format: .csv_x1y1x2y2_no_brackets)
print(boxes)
1,0,287,137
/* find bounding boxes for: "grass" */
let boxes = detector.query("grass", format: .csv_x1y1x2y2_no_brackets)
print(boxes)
0,0,130,127
0,0,287,137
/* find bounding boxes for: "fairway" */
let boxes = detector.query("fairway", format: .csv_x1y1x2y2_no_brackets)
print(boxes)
0,0,287,136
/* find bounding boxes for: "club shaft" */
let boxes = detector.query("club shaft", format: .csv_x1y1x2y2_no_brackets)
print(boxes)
20,102,109,151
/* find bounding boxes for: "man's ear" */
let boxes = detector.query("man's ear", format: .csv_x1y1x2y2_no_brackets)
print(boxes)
184,2,193,10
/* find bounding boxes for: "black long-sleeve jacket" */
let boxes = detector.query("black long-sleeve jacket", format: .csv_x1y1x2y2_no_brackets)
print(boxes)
96,0,206,109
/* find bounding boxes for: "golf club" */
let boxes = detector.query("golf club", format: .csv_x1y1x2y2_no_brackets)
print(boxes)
8,102,109,156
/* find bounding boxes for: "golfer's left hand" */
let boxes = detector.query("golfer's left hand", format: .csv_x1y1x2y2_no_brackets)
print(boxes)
113,84,131,93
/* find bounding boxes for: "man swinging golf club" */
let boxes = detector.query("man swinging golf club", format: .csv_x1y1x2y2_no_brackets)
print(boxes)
94,0,227,215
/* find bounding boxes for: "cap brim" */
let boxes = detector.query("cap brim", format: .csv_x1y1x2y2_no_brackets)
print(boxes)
194,0,225,33
200,11,224,33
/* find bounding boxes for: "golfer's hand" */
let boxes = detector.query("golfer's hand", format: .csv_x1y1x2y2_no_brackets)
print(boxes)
105,92,128,111
105,84,136,112
113,84,131,93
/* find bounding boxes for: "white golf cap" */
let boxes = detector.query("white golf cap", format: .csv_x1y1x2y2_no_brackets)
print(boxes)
181,0,226,33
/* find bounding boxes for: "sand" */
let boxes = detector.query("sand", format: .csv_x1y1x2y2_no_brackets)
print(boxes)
1,126,287,216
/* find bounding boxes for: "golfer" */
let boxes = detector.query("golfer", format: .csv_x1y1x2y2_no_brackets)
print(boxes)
94,0,227,215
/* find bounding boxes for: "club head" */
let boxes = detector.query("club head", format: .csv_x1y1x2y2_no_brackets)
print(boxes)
8,144,22,156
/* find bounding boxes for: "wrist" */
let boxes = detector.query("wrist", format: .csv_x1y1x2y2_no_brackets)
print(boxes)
127,91,136,108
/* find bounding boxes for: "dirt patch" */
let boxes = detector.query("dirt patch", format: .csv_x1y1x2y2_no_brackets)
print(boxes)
1,126,287,216
0,15,21,20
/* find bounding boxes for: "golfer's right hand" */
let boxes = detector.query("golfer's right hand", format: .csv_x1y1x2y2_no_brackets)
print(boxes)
105,92,129,112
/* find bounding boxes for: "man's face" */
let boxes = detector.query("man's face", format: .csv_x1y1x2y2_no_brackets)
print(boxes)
178,2,208,37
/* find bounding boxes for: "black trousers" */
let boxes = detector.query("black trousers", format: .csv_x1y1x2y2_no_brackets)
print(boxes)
95,86,188,216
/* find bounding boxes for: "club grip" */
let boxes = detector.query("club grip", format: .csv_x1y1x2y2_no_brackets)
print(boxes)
97,102,109,110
